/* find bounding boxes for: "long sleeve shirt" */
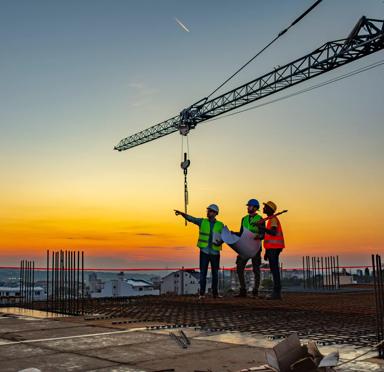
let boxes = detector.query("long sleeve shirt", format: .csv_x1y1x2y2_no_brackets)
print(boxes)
185,214,220,256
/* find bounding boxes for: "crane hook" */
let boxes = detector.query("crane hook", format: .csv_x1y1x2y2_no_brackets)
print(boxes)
181,152,190,226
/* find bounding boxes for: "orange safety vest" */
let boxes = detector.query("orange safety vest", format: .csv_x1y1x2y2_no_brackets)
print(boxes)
264,217,285,249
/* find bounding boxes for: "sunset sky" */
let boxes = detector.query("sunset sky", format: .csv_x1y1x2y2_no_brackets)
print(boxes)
1,0,383,269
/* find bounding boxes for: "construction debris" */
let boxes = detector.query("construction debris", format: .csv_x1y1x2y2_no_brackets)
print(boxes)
169,331,188,349
265,333,339,372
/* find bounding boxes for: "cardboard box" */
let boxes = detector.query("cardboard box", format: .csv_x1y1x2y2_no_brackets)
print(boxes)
265,334,339,372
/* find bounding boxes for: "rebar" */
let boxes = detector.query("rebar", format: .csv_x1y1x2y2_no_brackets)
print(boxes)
302,255,340,291
17,250,84,315
372,254,384,358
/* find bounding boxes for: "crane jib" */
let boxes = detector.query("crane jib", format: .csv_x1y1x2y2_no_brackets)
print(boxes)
114,17,384,152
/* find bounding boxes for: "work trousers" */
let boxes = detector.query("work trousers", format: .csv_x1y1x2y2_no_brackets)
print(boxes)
265,248,283,293
199,251,220,296
236,250,261,294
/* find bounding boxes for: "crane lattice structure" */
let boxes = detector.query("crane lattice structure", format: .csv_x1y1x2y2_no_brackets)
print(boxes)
114,17,384,152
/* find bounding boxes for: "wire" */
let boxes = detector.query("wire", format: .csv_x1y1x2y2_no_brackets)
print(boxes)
204,59,384,124
206,0,323,99
335,340,384,368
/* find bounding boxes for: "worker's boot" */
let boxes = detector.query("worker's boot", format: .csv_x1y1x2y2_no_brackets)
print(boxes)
252,288,260,298
235,288,247,298
212,292,223,299
265,291,282,300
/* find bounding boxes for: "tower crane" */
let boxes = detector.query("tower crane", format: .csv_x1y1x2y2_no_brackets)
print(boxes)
114,16,384,216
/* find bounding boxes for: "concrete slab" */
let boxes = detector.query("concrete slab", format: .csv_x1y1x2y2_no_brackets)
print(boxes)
0,318,85,335
0,343,57,361
196,331,278,349
137,344,266,372
2,325,116,342
0,352,117,372
39,331,168,352
81,338,233,364
87,366,146,372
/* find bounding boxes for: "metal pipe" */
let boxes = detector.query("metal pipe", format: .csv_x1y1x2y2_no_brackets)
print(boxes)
332,256,336,289
20,260,24,306
321,257,324,289
65,250,68,314
313,257,316,289
77,251,80,314
336,255,340,289
55,252,59,312
82,251,84,315
377,255,384,357
26,260,28,305
60,251,65,313
51,251,54,311
46,250,49,311
70,250,73,314
31,261,34,305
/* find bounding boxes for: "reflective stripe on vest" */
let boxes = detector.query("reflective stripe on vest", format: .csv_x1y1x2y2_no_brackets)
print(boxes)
197,219,224,251
242,214,262,234
264,217,285,249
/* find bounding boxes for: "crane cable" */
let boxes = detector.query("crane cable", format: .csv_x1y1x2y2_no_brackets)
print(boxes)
180,136,191,226
206,0,323,100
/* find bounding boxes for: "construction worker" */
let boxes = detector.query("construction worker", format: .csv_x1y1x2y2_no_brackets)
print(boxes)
234,199,263,297
174,204,224,299
259,201,285,300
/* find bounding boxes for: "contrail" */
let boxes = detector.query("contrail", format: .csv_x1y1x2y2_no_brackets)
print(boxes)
175,17,190,32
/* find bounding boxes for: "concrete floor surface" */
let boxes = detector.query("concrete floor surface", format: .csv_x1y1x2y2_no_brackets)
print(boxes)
1,310,384,372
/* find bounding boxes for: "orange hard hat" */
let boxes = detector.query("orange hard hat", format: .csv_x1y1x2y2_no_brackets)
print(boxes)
264,201,277,213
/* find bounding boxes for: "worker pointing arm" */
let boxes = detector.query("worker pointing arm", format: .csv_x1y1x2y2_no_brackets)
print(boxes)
174,210,201,226
174,204,224,299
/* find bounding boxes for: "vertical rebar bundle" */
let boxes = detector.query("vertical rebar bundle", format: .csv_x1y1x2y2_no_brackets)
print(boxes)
302,255,340,290
45,249,85,315
372,254,384,358
19,259,35,308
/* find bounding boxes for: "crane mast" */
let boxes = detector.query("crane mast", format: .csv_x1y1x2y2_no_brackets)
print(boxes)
114,17,384,152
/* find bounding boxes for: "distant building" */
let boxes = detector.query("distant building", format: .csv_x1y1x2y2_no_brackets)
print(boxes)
89,272,159,298
161,270,199,295
282,269,304,280
88,273,104,296
0,286,46,305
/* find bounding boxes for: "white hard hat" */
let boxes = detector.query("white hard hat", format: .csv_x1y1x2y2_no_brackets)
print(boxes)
207,204,219,213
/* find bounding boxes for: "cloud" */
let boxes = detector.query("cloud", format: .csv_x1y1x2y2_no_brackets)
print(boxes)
64,236,110,241
135,232,160,237
139,245,187,251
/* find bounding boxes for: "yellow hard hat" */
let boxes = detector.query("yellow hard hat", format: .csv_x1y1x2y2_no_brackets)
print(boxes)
264,201,277,213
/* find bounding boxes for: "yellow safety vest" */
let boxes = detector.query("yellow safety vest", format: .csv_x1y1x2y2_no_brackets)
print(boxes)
197,219,224,251
242,214,262,234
